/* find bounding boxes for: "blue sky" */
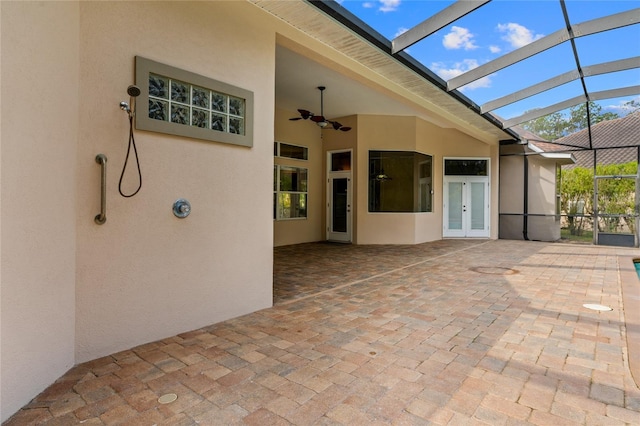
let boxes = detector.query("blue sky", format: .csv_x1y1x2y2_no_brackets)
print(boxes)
337,0,640,121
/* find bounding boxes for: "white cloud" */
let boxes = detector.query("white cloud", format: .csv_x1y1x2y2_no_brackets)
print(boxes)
497,23,544,49
489,45,501,54
362,1,400,12
442,26,478,50
604,96,640,116
379,0,401,12
430,59,492,91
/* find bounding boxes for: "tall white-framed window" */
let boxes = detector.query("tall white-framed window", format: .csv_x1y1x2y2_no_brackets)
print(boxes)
274,165,308,220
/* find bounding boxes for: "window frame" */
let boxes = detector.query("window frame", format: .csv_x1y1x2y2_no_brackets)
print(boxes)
135,56,254,147
368,150,434,213
274,141,309,161
443,158,489,176
274,165,309,221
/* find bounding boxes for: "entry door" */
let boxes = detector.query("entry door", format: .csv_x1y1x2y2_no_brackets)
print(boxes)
327,174,352,242
444,177,489,237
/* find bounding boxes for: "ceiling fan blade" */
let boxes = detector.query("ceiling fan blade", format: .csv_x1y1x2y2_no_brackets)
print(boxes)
289,117,303,121
330,121,342,130
297,109,314,119
310,115,325,123
327,120,351,131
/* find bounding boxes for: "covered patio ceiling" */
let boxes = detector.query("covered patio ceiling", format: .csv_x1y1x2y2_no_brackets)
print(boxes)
264,0,639,149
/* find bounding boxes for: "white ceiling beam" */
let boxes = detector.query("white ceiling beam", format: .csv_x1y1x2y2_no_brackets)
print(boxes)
391,0,490,54
501,95,587,128
501,85,640,128
582,56,640,77
481,70,579,114
571,8,640,37
589,85,640,102
481,57,640,113
448,8,640,92
448,27,570,91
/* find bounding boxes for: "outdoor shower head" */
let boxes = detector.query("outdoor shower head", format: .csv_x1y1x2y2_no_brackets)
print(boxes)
127,85,141,97
120,85,141,118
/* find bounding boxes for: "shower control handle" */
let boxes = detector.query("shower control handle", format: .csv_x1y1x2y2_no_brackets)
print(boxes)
173,199,191,218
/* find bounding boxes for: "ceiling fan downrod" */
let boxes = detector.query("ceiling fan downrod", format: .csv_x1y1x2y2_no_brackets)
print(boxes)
289,86,351,131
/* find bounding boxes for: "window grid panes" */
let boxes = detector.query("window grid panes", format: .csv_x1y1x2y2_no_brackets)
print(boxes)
274,165,308,220
148,73,245,135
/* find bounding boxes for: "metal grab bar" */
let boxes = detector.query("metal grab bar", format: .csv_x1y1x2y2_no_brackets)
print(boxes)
95,154,107,225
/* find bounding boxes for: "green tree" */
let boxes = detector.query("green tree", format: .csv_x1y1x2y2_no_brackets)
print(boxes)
595,162,637,233
523,101,620,141
568,102,618,133
522,111,570,141
560,166,593,235
561,161,638,236
623,99,640,114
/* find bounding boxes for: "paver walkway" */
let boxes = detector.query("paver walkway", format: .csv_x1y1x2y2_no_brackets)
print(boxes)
5,240,640,425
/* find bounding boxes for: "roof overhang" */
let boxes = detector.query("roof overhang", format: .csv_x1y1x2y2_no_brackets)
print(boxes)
250,0,519,145
529,142,576,165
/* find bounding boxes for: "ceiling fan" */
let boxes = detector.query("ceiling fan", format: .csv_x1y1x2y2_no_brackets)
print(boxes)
290,86,351,132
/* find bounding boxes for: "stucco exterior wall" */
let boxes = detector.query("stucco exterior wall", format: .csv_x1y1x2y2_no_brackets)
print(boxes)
499,154,526,240
527,156,561,241
499,148,561,242
75,1,274,362
1,2,79,420
528,157,558,215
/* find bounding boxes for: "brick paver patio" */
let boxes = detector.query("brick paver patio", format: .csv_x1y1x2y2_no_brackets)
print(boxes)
5,239,640,425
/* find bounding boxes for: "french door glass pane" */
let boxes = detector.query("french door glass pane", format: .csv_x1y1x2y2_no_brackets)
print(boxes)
332,178,348,232
448,182,463,230
471,182,485,230
331,152,351,171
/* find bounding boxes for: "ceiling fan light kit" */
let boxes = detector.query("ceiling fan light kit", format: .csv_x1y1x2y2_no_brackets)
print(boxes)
290,86,351,132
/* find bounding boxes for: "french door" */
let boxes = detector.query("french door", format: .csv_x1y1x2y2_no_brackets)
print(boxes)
443,176,490,238
327,174,351,242
327,150,352,242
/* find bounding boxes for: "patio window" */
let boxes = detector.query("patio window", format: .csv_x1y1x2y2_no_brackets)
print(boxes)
369,151,432,213
134,56,254,147
275,142,308,160
274,165,308,220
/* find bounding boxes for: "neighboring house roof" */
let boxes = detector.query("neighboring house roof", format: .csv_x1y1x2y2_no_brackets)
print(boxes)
511,125,551,144
531,112,640,151
553,111,640,150
526,112,640,168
